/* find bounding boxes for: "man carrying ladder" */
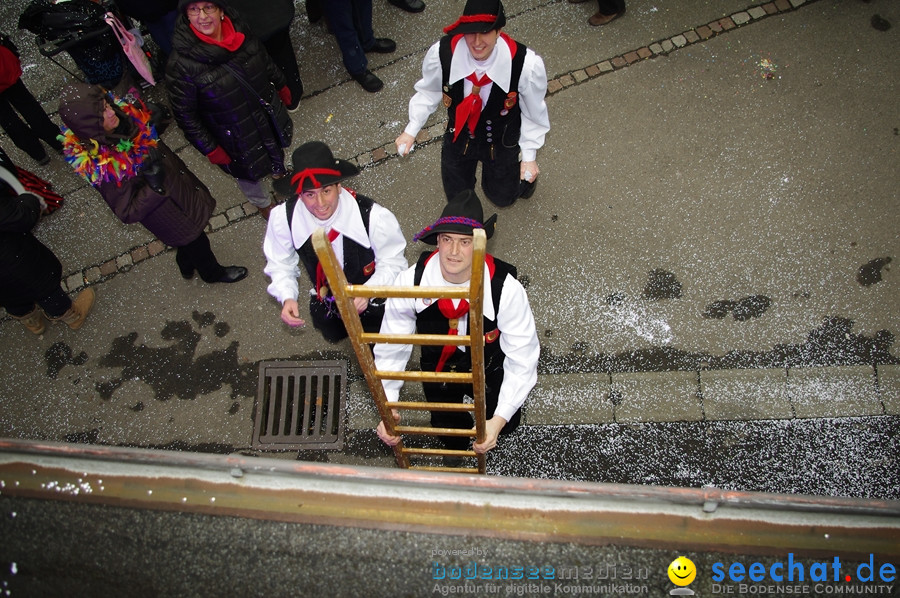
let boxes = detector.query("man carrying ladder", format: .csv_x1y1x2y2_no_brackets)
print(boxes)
374,190,539,460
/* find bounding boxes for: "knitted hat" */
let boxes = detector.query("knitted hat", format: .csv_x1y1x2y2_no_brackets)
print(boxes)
272,141,360,198
413,189,497,245
443,0,506,35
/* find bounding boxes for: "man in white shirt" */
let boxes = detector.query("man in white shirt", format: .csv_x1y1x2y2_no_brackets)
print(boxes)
374,190,539,454
395,0,550,208
264,141,407,342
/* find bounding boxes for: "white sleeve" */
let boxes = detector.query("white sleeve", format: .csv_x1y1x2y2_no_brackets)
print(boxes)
262,205,303,304
404,41,444,138
517,50,550,163
364,204,409,288
373,268,418,403
493,275,540,422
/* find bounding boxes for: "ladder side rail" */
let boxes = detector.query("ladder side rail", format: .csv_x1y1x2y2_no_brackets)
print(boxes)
468,230,488,474
311,228,410,468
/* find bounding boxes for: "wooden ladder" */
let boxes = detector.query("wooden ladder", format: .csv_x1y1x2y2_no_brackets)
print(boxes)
312,227,488,473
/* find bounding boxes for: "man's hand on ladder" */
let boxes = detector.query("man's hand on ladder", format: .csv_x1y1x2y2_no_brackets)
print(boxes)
473,416,507,454
376,409,402,446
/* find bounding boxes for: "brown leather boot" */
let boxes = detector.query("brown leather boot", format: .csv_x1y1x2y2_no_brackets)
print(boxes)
51,288,95,330
258,200,276,220
589,10,624,26
13,306,47,335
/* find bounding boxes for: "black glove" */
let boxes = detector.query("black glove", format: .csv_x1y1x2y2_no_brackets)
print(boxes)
146,102,173,136
141,148,166,194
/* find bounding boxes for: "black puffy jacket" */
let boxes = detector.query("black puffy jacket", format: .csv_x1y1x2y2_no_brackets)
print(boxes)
165,9,291,182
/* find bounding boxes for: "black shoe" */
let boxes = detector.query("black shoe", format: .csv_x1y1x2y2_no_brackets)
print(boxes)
179,267,195,280
351,70,384,93
37,154,51,166
365,38,396,54
216,266,248,283
388,0,425,12
442,455,466,468
519,179,537,199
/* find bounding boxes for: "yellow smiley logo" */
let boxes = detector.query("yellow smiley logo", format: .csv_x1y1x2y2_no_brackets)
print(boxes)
668,556,697,586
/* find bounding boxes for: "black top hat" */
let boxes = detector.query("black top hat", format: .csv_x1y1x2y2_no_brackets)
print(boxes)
413,189,497,245
443,0,507,35
272,141,360,198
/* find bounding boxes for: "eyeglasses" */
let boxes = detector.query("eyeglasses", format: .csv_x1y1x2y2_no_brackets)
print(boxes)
186,5,219,16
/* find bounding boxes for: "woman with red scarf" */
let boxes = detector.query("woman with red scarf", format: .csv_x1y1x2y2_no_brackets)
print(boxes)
166,0,293,219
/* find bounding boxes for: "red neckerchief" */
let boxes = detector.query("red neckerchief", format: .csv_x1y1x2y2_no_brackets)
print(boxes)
190,16,245,51
315,229,340,301
453,72,491,142
424,252,496,372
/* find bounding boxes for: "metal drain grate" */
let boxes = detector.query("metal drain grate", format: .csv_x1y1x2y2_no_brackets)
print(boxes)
252,360,347,451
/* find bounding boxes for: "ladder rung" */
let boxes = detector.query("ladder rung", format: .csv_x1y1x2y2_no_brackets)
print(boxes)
395,425,475,437
376,370,472,384
401,447,476,457
412,465,480,473
393,401,474,412
345,284,472,300
361,333,472,346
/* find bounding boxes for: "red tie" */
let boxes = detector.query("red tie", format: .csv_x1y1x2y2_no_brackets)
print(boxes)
435,298,470,372
315,229,341,301
453,72,492,142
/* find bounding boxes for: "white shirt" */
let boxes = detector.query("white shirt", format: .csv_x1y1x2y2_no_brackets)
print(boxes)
374,253,539,422
403,35,550,163
263,188,407,303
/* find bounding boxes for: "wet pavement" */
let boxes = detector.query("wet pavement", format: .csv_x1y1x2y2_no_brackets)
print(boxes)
0,0,898,499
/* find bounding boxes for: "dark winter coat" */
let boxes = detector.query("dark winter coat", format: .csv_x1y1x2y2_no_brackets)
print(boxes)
0,149,61,305
113,0,178,23
58,83,213,247
165,8,290,182
226,0,294,41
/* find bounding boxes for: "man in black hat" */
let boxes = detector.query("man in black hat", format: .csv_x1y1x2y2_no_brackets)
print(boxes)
263,141,407,342
374,189,539,455
394,0,549,208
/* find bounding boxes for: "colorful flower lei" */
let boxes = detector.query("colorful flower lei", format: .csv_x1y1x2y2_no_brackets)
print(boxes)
59,97,158,187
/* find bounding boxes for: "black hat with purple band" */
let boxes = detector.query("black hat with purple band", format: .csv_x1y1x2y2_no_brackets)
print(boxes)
413,189,497,245
273,141,360,198
443,0,506,35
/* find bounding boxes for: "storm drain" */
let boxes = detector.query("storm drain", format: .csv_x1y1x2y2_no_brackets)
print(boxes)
252,360,347,451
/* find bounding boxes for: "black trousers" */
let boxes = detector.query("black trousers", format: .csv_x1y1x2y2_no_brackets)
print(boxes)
597,0,625,15
309,296,385,343
175,232,225,282
4,285,71,319
263,28,304,105
440,131,526,208
0,79,63,162
422,354,521,450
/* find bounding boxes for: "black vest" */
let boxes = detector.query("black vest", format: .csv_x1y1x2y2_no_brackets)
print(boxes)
439,34,528,149
286,192,377,296
413,251,517,382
